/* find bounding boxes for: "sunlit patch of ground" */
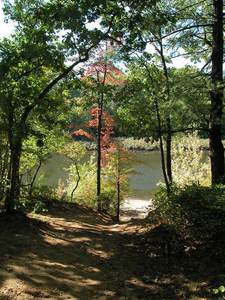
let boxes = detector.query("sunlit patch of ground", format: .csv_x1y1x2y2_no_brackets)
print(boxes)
120,198,152,220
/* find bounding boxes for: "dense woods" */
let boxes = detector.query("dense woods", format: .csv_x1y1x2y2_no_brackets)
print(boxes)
0,0,225,298
0,0,224,210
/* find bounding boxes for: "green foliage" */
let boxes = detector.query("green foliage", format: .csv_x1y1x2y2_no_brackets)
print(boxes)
101,147,135,216
63,151,127,214
32,200,48,214
209,286,225,299
1,0,131,211
58,141,87,163
117,60,208,145
20,126,72,196
14,197,33,211
151,132,223,241
59,143,137,217
116,137,159,151
53,179,67,201
98,188,117,214
29,176,53,200
153,184,225,241
0,0,222,211
171,131,211,187
65,153,97,206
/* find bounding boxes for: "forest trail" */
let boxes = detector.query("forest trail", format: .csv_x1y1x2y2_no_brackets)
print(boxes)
0,202,169,300
0,202,220,299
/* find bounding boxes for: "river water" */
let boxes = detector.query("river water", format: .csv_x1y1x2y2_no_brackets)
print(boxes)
39,151,163,201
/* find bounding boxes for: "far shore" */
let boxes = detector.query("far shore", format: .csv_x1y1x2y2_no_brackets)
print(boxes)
81,136,211,152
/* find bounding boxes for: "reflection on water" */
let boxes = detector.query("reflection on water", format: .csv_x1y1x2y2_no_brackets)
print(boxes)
128,152,163,200
39,151,164,200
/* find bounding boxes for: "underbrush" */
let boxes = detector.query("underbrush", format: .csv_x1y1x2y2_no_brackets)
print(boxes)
145,184,225,299
152,184,225,241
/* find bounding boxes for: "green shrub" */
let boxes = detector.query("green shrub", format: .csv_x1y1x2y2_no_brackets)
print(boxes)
65,153,97,206
116,137,159,151
152,184,225,241
171,131,211,187
61,144,135,217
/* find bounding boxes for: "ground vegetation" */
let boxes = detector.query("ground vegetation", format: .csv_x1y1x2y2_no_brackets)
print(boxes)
0,1,225,298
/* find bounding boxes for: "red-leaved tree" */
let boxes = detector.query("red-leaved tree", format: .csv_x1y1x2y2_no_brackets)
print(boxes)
71,42,124,211
72,107,117,166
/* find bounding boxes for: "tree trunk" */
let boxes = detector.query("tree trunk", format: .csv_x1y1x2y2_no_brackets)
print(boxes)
209,0,224,184
154,98,170,194
4,140,22,213
71,161,80,201
116,151,121,222
159,28,173,184
97,105,102,212
166,118,172,183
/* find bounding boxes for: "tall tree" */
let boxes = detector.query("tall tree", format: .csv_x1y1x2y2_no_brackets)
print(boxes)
116,59,209,193
0,0,125,213
163,0,224,183
72,43,123,211
0,32,66,212
117,0,224,184
209,0,224,183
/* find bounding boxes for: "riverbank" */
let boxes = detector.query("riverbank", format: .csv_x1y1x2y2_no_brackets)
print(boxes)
82,136,211,152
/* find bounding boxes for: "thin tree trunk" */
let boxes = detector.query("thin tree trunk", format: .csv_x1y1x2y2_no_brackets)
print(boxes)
116,150,121,222
138,53,171,194
96,57,108,213
155,99,170,194
71,162,80,201
159,30,172,184
29,159,42,197
97,104,102,212
209,0,224,184
116,179,120,222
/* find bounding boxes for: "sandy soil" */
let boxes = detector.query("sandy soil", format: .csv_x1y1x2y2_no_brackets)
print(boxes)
120,199,152,220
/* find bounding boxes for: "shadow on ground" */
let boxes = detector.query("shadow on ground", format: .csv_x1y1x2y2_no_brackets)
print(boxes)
0,203,224,299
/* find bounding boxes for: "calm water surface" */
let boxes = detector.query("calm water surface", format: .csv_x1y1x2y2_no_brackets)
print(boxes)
40,151,164,200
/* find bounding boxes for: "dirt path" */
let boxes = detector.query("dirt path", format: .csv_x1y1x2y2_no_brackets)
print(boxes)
0,203,160,300
0,202,221,299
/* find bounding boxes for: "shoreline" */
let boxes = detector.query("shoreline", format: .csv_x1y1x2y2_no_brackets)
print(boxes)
120,198,152,220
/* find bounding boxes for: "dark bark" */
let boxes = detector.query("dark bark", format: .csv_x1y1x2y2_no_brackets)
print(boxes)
158,30,172,184
97,104,102,212
29,159,43,197
166,118,172,183
116,178,120,222
71,162,80,201
209,0,224,184
116,151,121,222
155,99,170,194
4,139,22,213
96,60,108,213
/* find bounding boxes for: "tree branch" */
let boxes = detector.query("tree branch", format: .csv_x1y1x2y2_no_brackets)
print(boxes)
20,13,117,124
16,62,42,82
